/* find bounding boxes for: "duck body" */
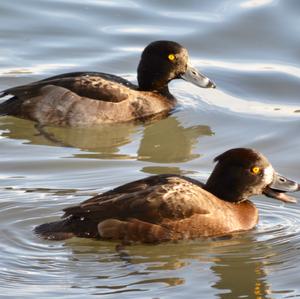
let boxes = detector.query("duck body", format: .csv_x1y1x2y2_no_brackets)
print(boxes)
35,148,299,243
0,72,175,126
35,174,258,242
0,41,215,126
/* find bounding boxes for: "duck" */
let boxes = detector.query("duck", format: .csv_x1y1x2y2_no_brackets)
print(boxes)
0,40,215,126
35,148,299,243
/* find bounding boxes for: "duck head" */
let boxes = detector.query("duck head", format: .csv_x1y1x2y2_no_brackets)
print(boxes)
205,148,299,203
137,40,215,92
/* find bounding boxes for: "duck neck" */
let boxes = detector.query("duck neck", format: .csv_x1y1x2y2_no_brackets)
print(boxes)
137,60,174,96
138,77,170,94
204,172,249,203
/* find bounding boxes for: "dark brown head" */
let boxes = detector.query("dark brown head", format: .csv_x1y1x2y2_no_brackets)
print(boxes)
137,40,215,93
205,148,299,203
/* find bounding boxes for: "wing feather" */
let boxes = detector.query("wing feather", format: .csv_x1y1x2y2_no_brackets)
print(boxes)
63,174,209,224
1,72,137,103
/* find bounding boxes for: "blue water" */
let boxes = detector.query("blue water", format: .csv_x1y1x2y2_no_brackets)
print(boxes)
0,0,300,298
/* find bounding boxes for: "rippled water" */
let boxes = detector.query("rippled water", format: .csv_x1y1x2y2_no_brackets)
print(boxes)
0,0,300,298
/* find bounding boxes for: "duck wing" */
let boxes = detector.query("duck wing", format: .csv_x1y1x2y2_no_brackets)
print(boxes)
63,174,209,223
1,72,137,103
35,174,215,241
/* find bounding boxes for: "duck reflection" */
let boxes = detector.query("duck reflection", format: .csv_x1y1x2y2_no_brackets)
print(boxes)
0,116,138,159
138,116,212,163
133,236,271,298
210,236,271,299
64,235,271,297
0,115,212,163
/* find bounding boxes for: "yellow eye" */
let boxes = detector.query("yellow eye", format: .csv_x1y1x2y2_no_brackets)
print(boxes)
251,166,261,174
168,54,175,61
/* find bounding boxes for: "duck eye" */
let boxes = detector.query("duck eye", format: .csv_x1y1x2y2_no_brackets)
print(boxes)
251,166,261,174
168,54,175,61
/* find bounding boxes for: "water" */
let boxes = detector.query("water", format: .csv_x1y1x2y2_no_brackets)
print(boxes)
0,0,300,298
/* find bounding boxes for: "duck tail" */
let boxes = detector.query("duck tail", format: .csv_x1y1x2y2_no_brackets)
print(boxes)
34,219,75,241
0,96,21,115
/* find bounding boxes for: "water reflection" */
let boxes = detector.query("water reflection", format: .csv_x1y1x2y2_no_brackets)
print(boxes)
126,238,272,298
64,235,272,297
138,117,212,163
0,116,138,158
211,239,271,299
0,116,213,163
140,166,191,176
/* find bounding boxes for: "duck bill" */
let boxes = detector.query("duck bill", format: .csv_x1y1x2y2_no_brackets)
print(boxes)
180,63,216,88
263,173,299,203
